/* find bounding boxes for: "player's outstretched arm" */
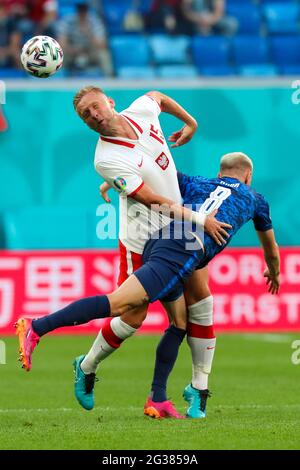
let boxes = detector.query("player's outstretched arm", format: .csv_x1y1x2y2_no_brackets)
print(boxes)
133,183,232,246
147,91,198,148
257,229,280,294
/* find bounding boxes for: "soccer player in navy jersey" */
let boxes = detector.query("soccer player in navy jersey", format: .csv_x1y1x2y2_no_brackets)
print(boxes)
16,152,280,417
143,151,279,418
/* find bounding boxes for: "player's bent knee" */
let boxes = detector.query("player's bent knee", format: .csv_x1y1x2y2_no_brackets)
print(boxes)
127,318,144,329
120,307,148,328
136,311,147,326
107,294,127,316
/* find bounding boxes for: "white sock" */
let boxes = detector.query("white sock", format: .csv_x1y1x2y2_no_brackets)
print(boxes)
187,296,216,390
81,317,137,374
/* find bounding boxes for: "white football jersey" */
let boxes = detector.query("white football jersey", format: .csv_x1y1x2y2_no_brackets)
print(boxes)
94,95,182,254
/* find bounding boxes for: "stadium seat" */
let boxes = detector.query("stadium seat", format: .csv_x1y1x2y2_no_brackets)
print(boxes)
199,66,235,76
238,64,278,76
270,35,300,67
137,0,153,13
232,36,269,66
0,68,28,78
110,36,150,68
102,2,132,35
227,0,254,3
58,6,75,17
192,36,230,69
263,3,300,34
69,69,105,79
227,4,262,34
280,65,300,75
260,0,295,3
102,0,133,5
58,0,78,17
3,207,91,249
117,66,156,79
149,35,191,65
157,65,198,78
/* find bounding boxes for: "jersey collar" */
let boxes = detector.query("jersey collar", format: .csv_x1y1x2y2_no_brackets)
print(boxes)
219,176,241,183
100,114,143,148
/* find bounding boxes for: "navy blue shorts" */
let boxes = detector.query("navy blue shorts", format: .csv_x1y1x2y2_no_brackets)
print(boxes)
134,222,204,303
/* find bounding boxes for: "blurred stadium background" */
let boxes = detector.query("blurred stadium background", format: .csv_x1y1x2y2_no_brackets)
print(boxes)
0,0,300,335
2,0,300,79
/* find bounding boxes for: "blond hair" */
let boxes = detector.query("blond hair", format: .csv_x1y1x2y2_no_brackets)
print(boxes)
220,152,253,174
73,86,104,111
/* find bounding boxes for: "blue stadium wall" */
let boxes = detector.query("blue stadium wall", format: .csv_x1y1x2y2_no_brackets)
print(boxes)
0,82,299,249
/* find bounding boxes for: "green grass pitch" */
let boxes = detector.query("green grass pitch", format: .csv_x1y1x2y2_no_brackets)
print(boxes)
0,333,299,450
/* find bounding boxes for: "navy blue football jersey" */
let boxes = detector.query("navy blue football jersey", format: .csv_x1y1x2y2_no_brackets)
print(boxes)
177,172,273,268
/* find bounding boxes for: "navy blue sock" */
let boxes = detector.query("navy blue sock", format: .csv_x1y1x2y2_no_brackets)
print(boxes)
32,295,110,337
151,325,186,402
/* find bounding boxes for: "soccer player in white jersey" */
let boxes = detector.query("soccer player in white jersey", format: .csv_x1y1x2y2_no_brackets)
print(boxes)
73,86,227,418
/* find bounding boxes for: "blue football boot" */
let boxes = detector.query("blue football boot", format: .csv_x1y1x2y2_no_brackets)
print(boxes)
183,383,211,418
73,355,98,411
